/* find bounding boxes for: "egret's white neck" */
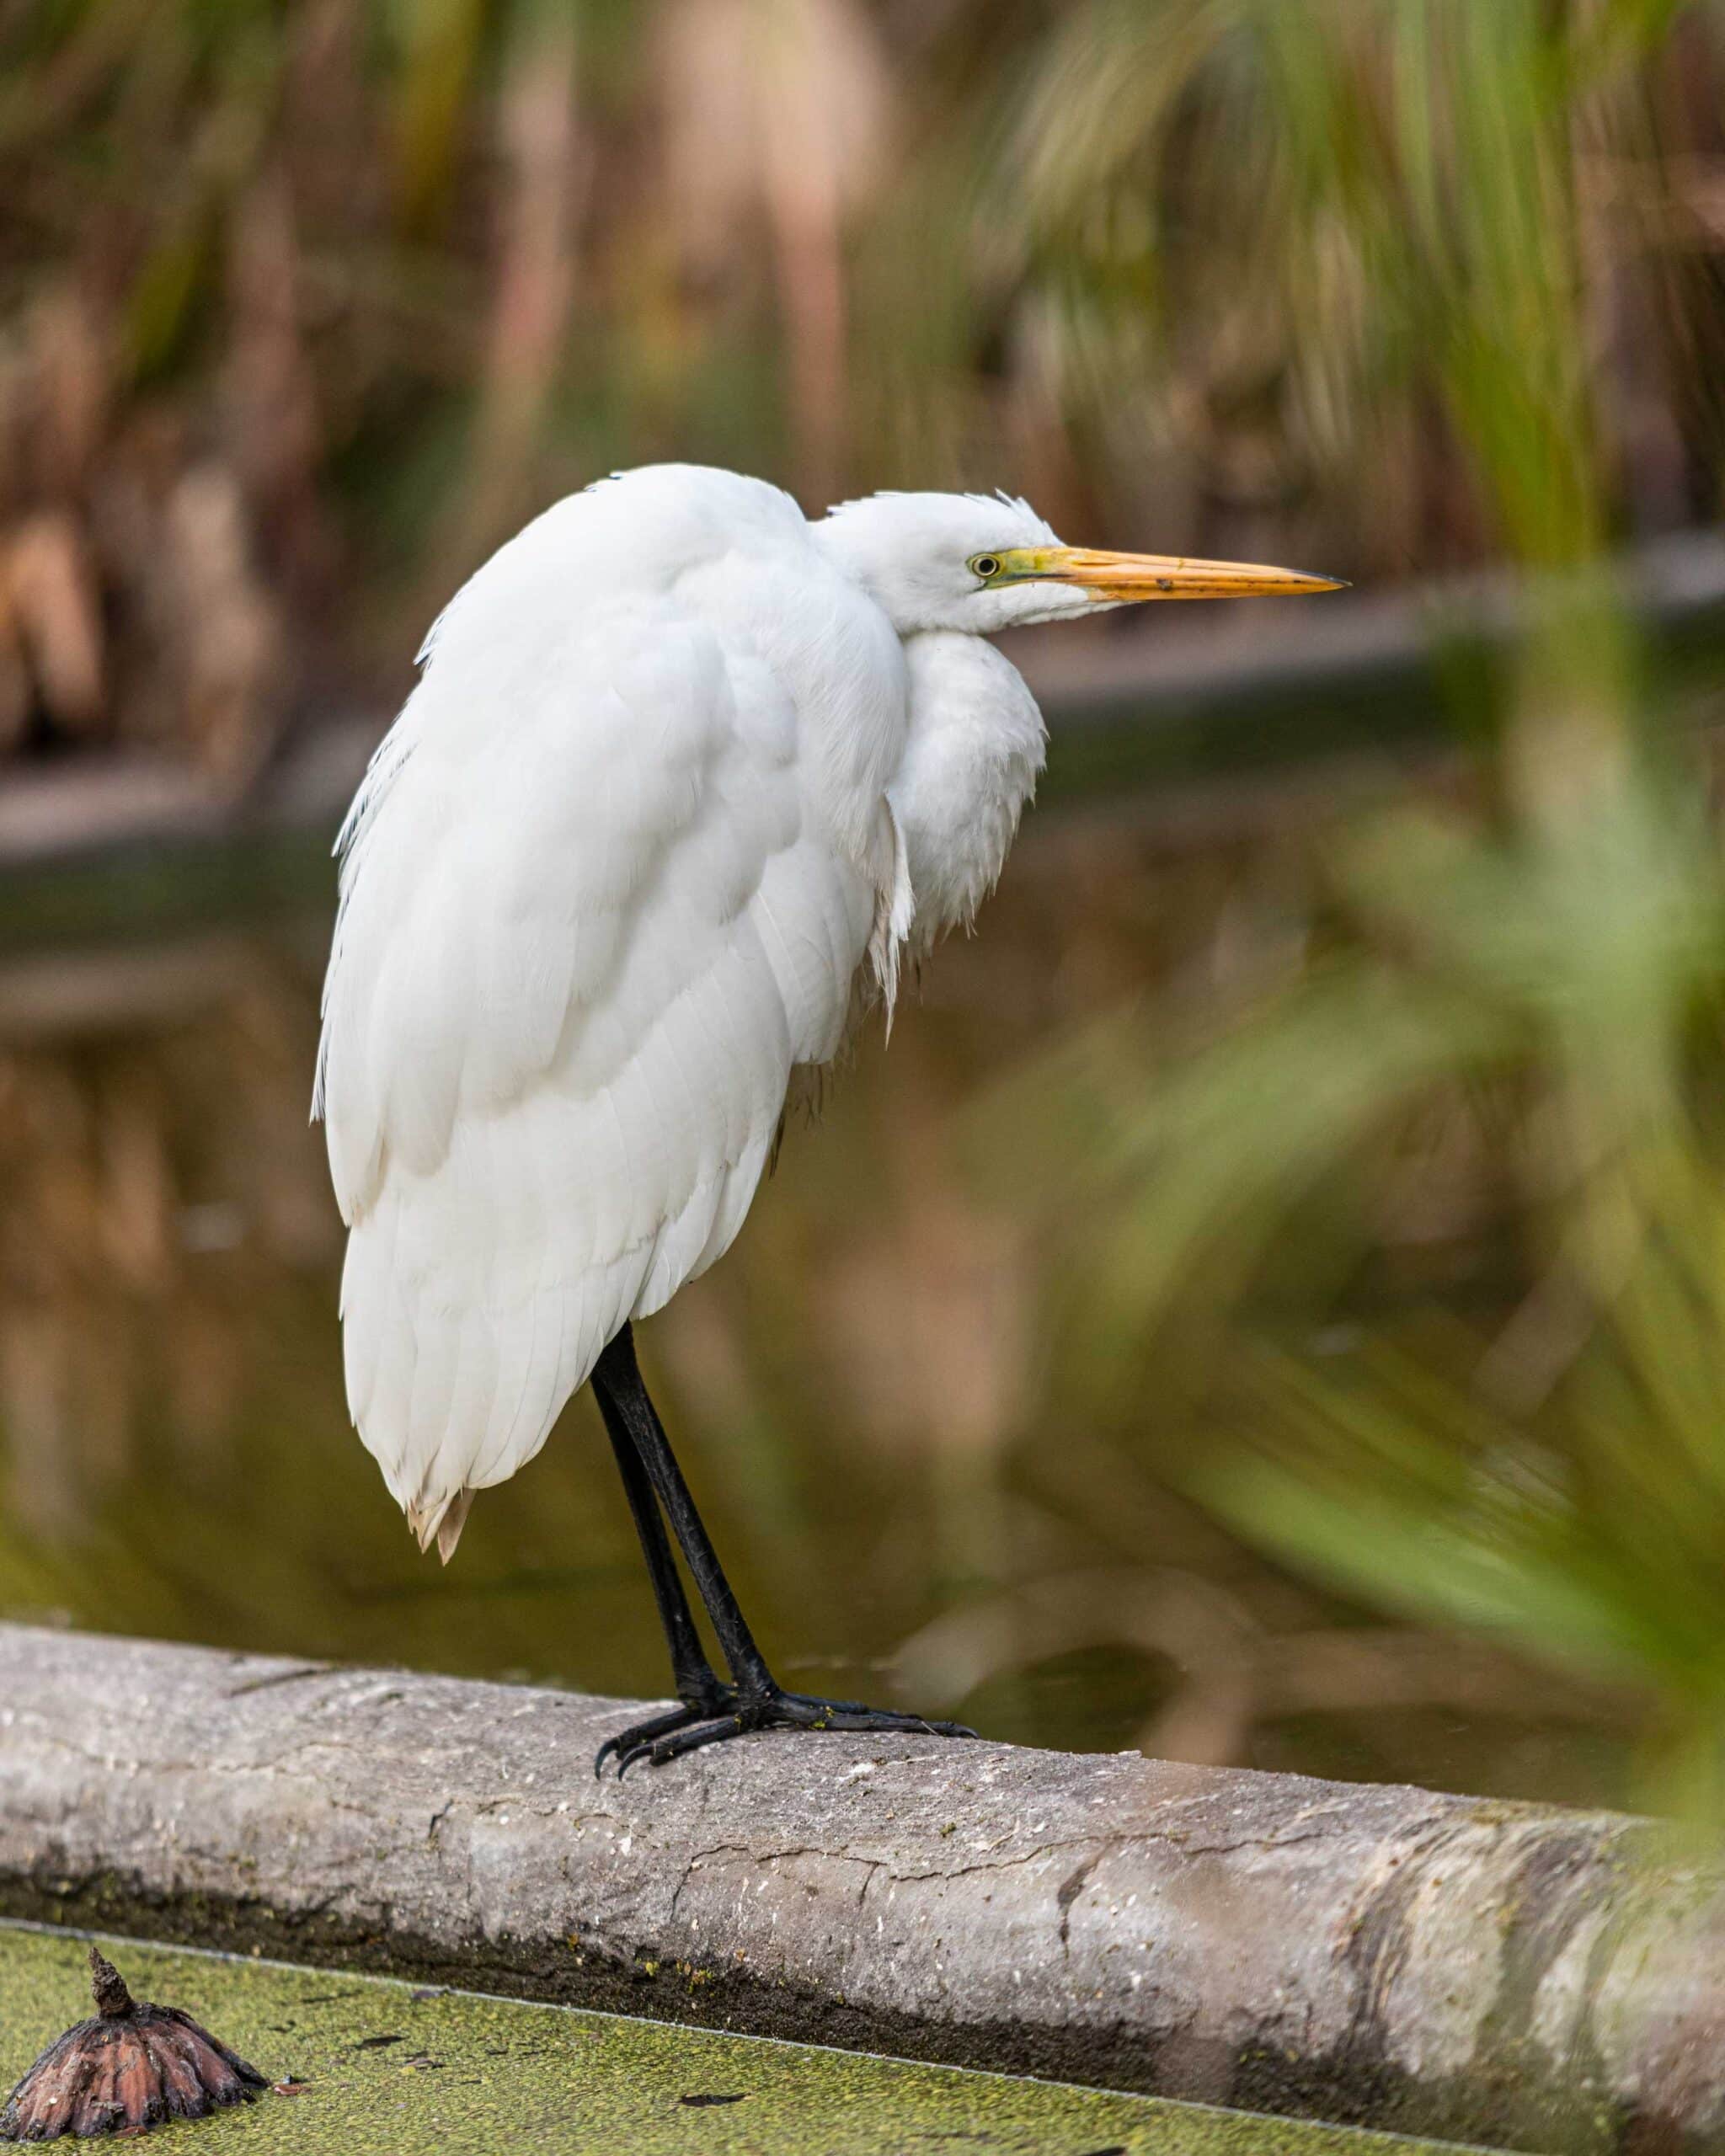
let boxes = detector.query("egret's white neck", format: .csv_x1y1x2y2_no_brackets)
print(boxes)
887,633,1046,953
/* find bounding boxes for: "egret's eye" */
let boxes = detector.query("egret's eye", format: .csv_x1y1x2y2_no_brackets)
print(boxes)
969,554,1001,581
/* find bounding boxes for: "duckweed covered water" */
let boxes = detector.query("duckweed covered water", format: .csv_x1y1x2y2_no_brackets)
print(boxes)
0,1926,1485,2156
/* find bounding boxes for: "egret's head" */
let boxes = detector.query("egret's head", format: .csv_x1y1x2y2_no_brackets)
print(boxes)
815,489,1343,636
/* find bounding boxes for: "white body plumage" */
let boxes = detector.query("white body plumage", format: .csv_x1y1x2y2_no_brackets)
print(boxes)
316,466,1055,1556
316,464,1337,1560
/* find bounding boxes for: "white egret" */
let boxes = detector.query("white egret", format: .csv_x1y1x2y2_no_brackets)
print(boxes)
315,463,1341,1772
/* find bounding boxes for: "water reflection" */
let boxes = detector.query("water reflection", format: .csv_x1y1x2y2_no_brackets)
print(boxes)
0,810,1632,1801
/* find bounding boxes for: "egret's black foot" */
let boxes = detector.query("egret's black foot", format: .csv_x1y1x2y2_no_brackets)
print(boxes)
594,1686,739,1777
611,1689,976,1775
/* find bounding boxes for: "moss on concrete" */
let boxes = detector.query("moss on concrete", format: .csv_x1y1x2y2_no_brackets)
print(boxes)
0,1925,1477,2156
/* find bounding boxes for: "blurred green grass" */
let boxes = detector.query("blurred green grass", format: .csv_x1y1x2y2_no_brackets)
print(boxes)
918,0,1725,1827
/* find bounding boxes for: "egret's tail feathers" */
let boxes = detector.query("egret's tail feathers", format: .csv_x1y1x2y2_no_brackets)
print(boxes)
404,1484,474,1563
436,1487,476,1564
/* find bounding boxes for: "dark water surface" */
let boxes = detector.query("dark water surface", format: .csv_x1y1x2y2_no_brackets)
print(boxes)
0,803,1632,1806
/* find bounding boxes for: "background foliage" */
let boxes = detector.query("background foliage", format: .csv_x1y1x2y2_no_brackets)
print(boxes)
8,0,1725,1822
3,0,1725,768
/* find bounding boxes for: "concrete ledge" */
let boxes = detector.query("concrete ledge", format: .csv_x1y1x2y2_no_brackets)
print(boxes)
0,1625,1720,2153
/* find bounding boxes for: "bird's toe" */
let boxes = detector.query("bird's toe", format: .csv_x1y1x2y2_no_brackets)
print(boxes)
595,1691,740,1776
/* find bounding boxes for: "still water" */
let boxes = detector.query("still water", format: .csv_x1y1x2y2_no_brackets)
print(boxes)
0,799,1630,1806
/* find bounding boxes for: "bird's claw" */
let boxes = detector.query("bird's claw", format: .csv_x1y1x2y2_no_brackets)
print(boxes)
616,1714,748,1778
593,1690,740,1777
595,1689,977,1774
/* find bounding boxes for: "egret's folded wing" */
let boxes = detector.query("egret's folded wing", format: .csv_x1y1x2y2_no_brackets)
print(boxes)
318,568,886,1548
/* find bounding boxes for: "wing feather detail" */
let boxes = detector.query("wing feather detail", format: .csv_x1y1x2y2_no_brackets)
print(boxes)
317,469,906,1551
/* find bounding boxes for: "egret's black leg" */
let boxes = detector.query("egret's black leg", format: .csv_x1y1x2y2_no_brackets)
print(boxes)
589,1369,734,1774
592,1325,773,1692
590,1322,975,1773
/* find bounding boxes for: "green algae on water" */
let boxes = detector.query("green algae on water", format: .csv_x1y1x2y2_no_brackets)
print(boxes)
0,1924,1482,2156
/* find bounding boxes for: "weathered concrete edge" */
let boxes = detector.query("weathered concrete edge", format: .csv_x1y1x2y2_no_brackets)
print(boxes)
0,1625,1718,2154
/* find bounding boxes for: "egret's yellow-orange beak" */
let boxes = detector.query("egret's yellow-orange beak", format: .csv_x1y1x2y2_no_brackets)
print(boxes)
993,546,1346,602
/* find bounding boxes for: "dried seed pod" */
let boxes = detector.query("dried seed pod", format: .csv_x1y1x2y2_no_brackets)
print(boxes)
1,1947,267,2141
